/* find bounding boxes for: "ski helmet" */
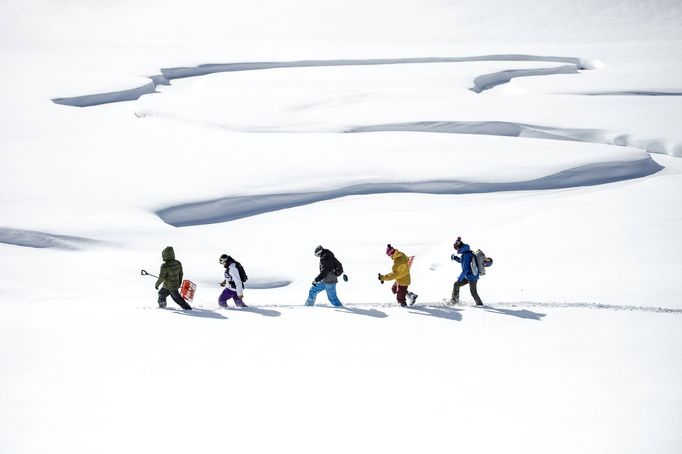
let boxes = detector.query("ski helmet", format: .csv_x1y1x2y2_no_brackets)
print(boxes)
219,254,229,265
314,245,324,257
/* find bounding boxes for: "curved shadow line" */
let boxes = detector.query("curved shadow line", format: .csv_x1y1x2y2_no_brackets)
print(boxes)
52,54,586,107
156,158,661,227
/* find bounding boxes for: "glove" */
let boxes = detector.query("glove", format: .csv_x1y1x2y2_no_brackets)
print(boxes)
312,280,319,286
378,273,384,284
219,280,226,287
342,274,349,282
452,254,461,263
155,285,159,290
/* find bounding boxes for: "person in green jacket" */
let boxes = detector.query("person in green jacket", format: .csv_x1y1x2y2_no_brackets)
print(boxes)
379,244,418,307
155,246,192,310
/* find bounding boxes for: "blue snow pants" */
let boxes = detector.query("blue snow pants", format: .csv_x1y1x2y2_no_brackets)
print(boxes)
305,282,343,307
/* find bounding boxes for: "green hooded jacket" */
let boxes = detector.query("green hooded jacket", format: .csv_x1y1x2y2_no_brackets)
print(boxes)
155,246,184,290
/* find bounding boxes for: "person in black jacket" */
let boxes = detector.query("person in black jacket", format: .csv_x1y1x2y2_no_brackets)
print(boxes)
304,245,344,307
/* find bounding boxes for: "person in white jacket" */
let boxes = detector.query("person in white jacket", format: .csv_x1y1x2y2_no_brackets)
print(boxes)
218,254,247,308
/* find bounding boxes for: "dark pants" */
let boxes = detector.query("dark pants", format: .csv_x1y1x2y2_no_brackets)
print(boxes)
158,287,192,310
452,279,483,305
393,284,408,307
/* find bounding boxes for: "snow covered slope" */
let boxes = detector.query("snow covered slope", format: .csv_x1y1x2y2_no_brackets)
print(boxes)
1,1,681,453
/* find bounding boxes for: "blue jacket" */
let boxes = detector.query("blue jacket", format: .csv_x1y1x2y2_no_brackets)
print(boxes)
452,244,479,282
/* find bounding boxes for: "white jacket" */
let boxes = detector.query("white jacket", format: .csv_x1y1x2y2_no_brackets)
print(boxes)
224,263,244,296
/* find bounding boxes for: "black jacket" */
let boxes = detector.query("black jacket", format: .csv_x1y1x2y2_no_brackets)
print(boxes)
315,249,338,284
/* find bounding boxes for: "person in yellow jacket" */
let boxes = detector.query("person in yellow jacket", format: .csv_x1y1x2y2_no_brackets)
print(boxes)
378,244,418,307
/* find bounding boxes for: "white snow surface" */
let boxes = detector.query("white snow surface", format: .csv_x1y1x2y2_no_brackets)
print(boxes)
1,1,682,453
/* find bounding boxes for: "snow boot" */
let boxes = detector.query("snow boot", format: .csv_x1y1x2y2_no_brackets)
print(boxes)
407,292,418,306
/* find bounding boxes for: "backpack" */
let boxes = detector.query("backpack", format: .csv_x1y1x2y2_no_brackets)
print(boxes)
333,256,344,277
471,249,493,276
231,259,248,283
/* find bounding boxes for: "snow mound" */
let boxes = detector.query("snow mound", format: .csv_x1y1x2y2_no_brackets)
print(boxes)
0,227,105,250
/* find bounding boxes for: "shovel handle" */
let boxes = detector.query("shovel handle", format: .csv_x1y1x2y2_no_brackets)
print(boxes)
141,269,158,278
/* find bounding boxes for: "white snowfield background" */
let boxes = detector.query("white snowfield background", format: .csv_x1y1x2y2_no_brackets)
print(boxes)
1,1,681,453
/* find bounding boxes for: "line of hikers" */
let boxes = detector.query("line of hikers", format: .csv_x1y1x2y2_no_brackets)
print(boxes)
152,236,489,310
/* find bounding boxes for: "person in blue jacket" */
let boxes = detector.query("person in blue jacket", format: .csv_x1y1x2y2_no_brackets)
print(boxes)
449,236,483,306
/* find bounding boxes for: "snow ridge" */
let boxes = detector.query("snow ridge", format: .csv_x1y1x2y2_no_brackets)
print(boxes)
156,158,661,226
52,54,587,107
349,121,598,142
52,81,158,108
0,227,105,250
470,64,579,93
348,121,682,157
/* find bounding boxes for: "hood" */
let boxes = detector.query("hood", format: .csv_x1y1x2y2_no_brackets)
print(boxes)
162,246,175,262
392,249,407,262
459,244,471,254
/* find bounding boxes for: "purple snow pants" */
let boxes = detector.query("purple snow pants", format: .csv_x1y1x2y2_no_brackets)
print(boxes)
219,287,245,307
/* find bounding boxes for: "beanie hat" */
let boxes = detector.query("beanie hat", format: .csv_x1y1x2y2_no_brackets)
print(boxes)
386,244,396,256
453,237,463,251
314,245,324,257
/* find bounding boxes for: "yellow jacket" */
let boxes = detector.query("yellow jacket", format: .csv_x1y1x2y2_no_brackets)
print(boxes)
381,250,411,286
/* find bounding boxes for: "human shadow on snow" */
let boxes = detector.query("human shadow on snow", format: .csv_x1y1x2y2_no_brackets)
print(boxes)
170,308,228,320
482,306,546,321
407,305,463,322
332,306,388,319
232,307,282,317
